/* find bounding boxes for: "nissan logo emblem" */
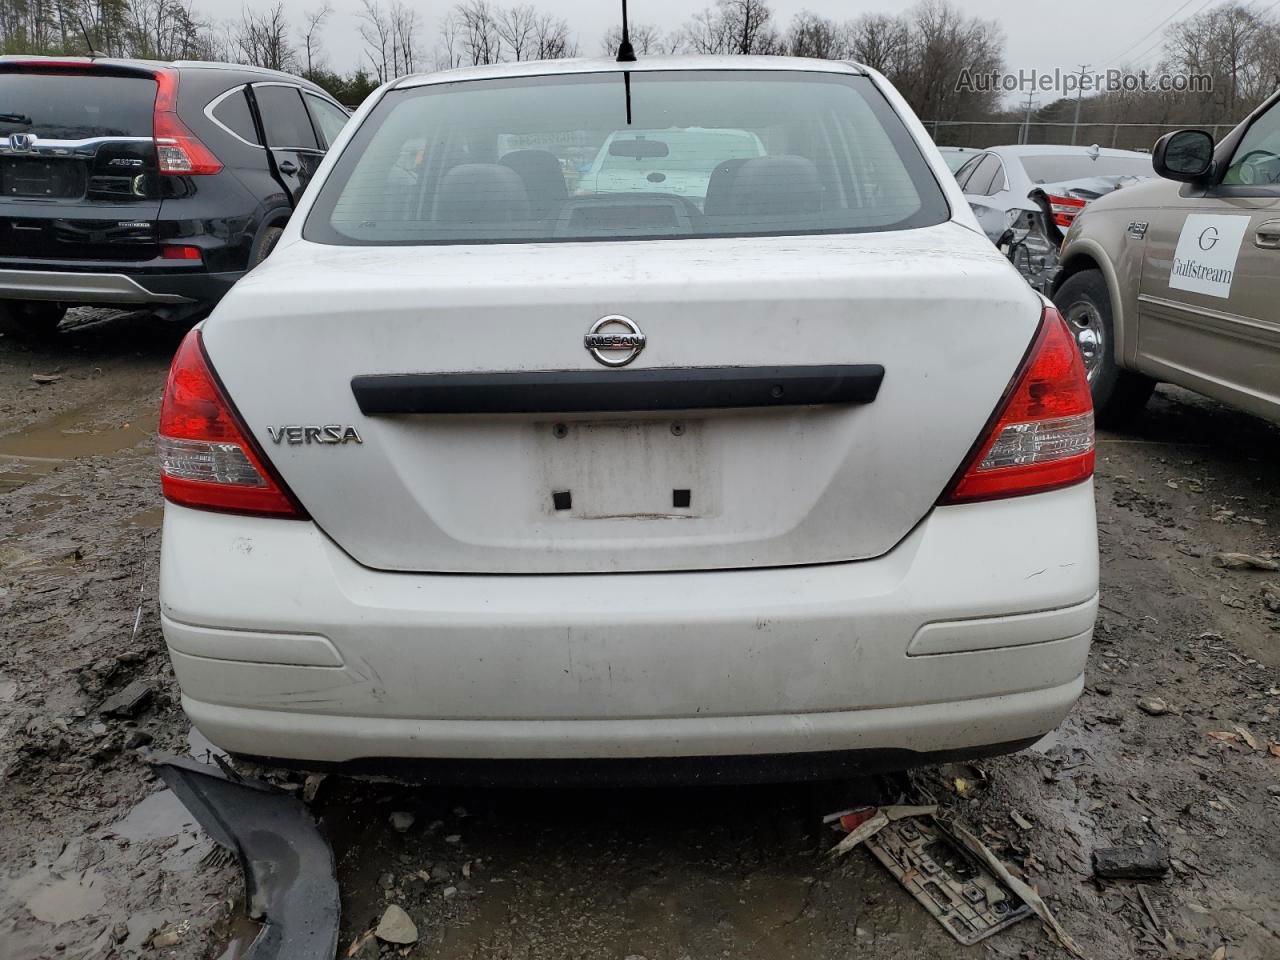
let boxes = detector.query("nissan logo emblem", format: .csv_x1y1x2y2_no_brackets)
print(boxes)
584,315,646,367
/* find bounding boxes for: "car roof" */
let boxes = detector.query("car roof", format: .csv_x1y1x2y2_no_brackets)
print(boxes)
394,55,868,90
983,144,1151,159
0,55,333,96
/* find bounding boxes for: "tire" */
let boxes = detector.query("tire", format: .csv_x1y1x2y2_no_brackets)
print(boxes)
1053,269,1155,426
251,225,285,268
0,300,67,339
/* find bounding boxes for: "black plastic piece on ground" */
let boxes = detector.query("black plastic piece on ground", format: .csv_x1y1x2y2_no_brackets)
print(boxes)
152,756,340,960
351,365,886,416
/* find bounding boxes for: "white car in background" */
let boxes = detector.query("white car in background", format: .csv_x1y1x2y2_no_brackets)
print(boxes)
157,56,1098,778
958,144,1155,289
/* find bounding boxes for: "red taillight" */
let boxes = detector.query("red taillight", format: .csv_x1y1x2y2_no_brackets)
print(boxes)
161,244,202,261
940,305,1094,504
153,69,222,175
158,330,305,518
1047,193,1088,228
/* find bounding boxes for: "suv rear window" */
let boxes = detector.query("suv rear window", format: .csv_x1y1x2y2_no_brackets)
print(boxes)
305,70,948,245
0,71,156,139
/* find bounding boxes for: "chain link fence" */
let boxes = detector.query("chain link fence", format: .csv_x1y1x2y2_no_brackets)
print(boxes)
923,120,1238,152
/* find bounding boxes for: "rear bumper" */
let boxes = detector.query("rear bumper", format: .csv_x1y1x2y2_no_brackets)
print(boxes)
0,266,241,306
160,480,1099,765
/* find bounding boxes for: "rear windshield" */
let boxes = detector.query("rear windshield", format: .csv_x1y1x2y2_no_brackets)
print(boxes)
304,70,949,245
0,72,157,139
1019,154,1154,184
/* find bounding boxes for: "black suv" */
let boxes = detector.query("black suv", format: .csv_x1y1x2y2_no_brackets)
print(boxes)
0,57,349,335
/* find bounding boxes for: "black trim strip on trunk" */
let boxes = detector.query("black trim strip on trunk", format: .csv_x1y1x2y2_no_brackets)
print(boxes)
351,365,884,415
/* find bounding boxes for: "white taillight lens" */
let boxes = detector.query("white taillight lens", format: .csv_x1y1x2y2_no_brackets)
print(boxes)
979,412,1095,470
157,436,267,487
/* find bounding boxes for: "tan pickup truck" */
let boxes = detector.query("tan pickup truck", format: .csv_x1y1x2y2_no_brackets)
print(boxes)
1051,90,1280,426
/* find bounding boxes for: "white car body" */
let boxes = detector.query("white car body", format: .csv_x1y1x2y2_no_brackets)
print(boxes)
959,143,1156,242
158,56,1098,773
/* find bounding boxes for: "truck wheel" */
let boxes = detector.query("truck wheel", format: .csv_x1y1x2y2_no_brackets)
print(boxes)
0,301,67,338
1053,269,1155,426
251,226,285,268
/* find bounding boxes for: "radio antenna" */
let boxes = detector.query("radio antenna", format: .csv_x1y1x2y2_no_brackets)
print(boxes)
616,0,637,62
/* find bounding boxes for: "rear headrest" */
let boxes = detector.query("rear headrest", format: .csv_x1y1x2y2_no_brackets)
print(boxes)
713,156,823,218
703,158,748,217
434,164,530,223
500,150,567,217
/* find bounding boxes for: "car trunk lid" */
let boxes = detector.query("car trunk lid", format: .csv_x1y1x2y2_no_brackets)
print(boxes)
204,223,1043,574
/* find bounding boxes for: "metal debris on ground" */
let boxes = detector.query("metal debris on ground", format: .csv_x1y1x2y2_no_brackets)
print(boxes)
825,804,936,859
98,679,155,718
1092,843,1170,880
826,803,1087,956
861,814,1033,946
1212,552,1279,572
946,820,1088,959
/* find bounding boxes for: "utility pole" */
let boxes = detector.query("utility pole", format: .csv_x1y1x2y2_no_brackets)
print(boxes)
1020,92,1039,145
1070,63,1090,145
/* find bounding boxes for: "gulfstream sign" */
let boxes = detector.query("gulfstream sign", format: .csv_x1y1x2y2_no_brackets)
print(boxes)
1169,215,1250,299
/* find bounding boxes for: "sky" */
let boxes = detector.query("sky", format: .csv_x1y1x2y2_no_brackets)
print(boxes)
202,0,1200,95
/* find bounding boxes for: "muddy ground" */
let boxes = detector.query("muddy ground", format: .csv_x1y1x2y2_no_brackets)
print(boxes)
1,312,1278,960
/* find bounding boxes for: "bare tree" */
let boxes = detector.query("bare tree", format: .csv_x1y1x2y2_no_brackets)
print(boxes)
233,2,296,71
299,1,331,77
846,13,910,77
359,0,417,81
600,21,664,56
785,10,845,59
436,13,464,69
495,2,535,60
390,0,420,74
1164,2,1272,121
448,0,502,65
679,0,779,56
532,11,574,58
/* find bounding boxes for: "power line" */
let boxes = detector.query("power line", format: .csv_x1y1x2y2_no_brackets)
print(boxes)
1101,0,1202,67
1116,0,1220,67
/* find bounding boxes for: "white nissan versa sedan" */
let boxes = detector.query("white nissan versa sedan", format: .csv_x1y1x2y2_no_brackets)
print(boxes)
157,56,1099,779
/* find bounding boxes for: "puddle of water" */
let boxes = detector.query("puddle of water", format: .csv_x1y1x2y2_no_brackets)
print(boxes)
8,493,66,535
10,843,107,927
0,402,157,494
213,915,263,960
19,871,107,926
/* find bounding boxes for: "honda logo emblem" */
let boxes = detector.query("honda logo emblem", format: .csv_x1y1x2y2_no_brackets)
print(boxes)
7,133,36,152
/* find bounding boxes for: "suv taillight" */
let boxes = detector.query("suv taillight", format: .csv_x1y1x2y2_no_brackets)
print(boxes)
158,330,305,518
152,69,222,175
939,304,1094,504
1046,193,1087,228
